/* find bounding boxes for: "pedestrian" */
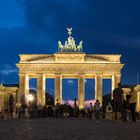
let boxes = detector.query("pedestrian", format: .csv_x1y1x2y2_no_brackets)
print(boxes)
60,104,63,118
94,99,101,121
113,82,123,120
73,98,78,117
25,105,29,118
8,95,14,119
121,95,128,122
54,99,60,117
38,104,42,118
89,103,94,118
126,86,137,122
106,102,113,120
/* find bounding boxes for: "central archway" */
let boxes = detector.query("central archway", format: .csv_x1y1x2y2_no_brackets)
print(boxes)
62,79,78,105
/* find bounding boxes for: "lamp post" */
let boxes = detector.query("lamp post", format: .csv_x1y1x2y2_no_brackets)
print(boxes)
28,94,34,107
28,94,34,102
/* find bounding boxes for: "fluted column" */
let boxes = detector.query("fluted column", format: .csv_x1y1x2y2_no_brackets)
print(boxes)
37,74,46,106
55,74,62,105
112,74,121,99
0,96,1,112
18,73,29,105
136,92,140,112
0,95,4,112
78,74,85,109
95,75,102,106
112,74,121,91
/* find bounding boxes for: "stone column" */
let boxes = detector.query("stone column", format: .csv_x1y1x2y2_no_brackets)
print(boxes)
37,74,46,106
0,95,3,112
55,74,62,105
78,74,85,109
18,74,29,105
136,92,140,112
112,74,121,99
112,74,121,91
95,75,102,106
0,96,1,112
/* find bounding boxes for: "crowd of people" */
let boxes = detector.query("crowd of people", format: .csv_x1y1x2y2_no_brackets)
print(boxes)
112,82,138,122
0,82,139,122
0,99,102,120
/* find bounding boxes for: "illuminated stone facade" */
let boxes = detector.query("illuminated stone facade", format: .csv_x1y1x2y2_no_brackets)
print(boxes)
0,84,18,112
16,29,124,109
123,85,140,112
16,53,124,108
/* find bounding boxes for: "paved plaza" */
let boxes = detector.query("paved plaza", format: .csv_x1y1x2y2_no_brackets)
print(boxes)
0,118,140,140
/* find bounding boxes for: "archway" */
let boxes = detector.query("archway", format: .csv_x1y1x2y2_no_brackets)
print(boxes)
62,79,78,105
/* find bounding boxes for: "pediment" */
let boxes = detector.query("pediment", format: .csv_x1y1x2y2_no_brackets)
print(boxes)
19,55,54,63
19,54,121,63
85,55,109,62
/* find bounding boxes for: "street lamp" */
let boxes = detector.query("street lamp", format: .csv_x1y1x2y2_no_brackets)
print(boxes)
28,94,34,102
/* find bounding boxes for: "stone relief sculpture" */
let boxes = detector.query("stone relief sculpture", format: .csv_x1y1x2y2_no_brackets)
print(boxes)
58,41,64,51
77,41,83,52
58,28,83,52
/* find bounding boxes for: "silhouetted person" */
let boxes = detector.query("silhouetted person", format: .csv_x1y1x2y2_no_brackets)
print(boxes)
89,103,94,118
94,99,101,120
55,99,60,117
121,96,128,122
60,104,63,118
73,99,79,117
8,95,14,118
113,82,123,120
38,104,42,117
48,105,53,117
42,105,47,118
127,86,137,122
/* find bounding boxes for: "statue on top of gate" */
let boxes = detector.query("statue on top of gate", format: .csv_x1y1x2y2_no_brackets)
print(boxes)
58,28,83,52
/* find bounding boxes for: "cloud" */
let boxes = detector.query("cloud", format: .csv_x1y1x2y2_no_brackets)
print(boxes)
0,0,25,29
47,88,54,95
16,0,140,51
67,80,74,85
77,28,140,50
17,0,86,34
0,64,18,75
93,31,140,49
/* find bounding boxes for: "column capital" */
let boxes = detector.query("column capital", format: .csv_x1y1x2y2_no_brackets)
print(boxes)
112,74,121,77
19,73,25,77
78,73,85,77
19,73,30,77
55,73,62,78
36,73,45,76
95,74,103,77
55,73,61,75
95,75,103,79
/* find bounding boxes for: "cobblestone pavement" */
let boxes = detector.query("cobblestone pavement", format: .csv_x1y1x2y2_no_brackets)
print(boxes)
0,118,140,140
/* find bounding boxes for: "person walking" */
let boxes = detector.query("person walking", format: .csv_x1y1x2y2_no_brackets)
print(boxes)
127,86,137,122
89,103,94,118
121,96,128,122
94,99,101,121
54,99,60,117
113,82,123,120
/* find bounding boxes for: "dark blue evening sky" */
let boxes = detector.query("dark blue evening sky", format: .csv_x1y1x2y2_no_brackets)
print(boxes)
0,0,140,100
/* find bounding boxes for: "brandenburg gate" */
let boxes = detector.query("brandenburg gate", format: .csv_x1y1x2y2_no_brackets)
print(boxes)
16,28,124,109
